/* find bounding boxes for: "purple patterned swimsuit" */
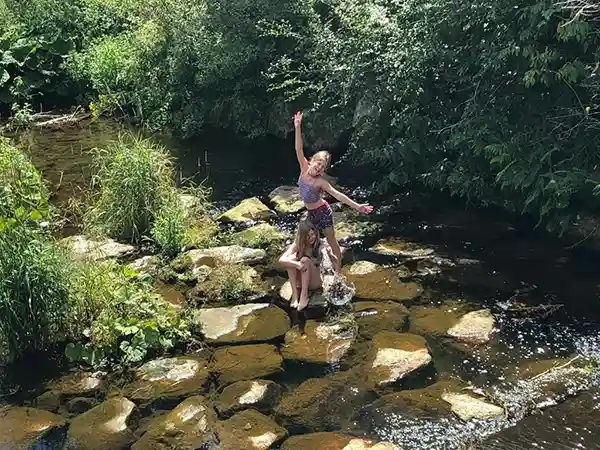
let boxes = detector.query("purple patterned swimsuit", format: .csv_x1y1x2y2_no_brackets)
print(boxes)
298,175,334,230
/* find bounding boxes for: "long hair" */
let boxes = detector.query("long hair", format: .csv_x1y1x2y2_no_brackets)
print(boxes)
311,150,331,170
295,219,320,260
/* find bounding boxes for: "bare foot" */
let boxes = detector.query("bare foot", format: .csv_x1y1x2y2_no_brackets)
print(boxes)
290,296,299,308
297,294,310,311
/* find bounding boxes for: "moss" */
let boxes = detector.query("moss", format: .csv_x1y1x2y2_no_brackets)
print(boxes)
193,264,264,304
370,238,434,257
343,266,423,303
227,223,287,250
409,301,470,336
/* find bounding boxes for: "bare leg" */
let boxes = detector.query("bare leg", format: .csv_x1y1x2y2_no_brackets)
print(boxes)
297,257,317,311
287,268,300,308
323,227,342,272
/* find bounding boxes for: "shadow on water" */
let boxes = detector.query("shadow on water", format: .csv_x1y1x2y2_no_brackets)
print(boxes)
8,119,600,449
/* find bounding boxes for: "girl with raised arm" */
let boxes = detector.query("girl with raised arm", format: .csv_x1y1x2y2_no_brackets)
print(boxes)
293,111,373,271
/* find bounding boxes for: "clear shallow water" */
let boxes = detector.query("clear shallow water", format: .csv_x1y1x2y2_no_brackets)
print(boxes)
9,119,600,449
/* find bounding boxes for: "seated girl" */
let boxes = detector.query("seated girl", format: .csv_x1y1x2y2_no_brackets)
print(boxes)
279,219,338,311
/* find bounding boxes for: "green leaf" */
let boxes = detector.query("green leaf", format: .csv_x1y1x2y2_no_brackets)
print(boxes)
28,209,43,220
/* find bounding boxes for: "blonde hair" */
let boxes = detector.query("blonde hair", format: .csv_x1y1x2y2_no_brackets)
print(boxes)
295,219,320,260
311,150,331,169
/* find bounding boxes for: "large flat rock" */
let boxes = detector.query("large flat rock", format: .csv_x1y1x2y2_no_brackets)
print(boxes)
211,344,283,387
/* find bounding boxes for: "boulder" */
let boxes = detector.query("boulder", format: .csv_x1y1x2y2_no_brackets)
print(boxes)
217,409,288,449
269,185,305,214
217,197,276,223
281,433,399,450
122,357,210,406
230,223,288,249
66,397,137,450
441,392,504,421
342,262,423,303
409,301,470,337
35,372,103,413
354,301,409,340
446,309,496,345
333,211,380,242
0,406,67,450
60,235,135,261
131,396,218,449
365,332,432,388
191,304,290,344
275,371,370,433
281,320,355,365
184,245,267,266
127,256,160,276
211,344,283,387
215,380,283,417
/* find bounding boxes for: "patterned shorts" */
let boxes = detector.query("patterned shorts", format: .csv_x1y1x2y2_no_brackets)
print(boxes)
307,202,334,231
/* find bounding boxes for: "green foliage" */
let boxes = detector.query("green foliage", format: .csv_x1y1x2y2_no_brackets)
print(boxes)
0,214,70,361
150,191,187,258
66,262,190,366
84,134,176,244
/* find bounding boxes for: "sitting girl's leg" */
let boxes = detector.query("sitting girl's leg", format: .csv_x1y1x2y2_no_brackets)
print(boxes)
323,226,342,272
287,268,300,308
298,257,318,311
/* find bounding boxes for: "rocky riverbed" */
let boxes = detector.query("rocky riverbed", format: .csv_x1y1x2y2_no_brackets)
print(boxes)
2,186,600,450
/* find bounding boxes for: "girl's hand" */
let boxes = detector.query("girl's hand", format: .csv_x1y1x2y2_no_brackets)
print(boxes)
293,111,303,129
358,203,374,214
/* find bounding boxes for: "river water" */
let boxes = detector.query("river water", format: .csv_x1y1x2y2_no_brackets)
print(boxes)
7,118,600,449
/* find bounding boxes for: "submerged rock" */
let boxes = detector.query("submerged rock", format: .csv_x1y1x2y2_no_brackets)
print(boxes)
281,320,356,365
370,238,434,258
123,357,210,405
281,432,399,450
365,332,432,388
441,392,504,421
217,409,288,449
446,309,496,345
211,344,283,387
217,197,276,223
269,185,305,214
275,371,370,433
61,235,135,261
279,281,327,307
0,406,67,449
67,397,137,450
343,263,423,303
409,301,470,337
215,380,283,417
131,396,218,450
354,301,409,340
191,304,290,344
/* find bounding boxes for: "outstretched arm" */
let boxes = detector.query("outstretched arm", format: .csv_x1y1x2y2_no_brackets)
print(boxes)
318,179,374,214
294,112,309,173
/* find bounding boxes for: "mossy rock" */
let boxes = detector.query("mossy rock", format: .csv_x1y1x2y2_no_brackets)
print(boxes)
210,344,283,387
281,433,398,450
409,301,470,337
0,406,68,450
217,409,288,449
370,238,434,258
229,223,288,249
342,263,423,303
214,380,283,417
269,185,305,214
217,197,276,223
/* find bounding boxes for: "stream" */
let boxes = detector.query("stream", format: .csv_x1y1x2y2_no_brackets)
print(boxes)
4,118,600,449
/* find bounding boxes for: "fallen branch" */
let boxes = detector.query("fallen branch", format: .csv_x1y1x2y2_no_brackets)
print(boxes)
529,355,582,381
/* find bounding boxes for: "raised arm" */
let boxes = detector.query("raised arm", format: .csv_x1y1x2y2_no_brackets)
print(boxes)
317,179,374,214
294,111,309,173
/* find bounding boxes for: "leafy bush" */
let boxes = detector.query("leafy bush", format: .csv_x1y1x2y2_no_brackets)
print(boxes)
0,216,71,360
66,262,190,366
150,191,188,258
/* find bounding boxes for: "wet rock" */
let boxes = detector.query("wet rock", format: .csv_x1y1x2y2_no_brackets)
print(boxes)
34,390,61,412
230,223,288,249
333,211,380,242
370,238,434,258
66,397,97,415
123,357,210,406
409,301,470,337
217,197,276,223
45,372,103,397
127,256,160,276
447,309,495,345
184,245,267,267
217,409,288,449
60,235,135,261
281,432,400,450
275,371,370,433
131,396,218,450
365,332,432,388
211,344,283,387
361,380,465,426
191,304,290,344
281,320,356,365
343,263,423,303
215,380,283,417
279,281,327,307
0,406,67,449
269,185,305,214
441,392,504,421
66,397,137,450
354,302,409,339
